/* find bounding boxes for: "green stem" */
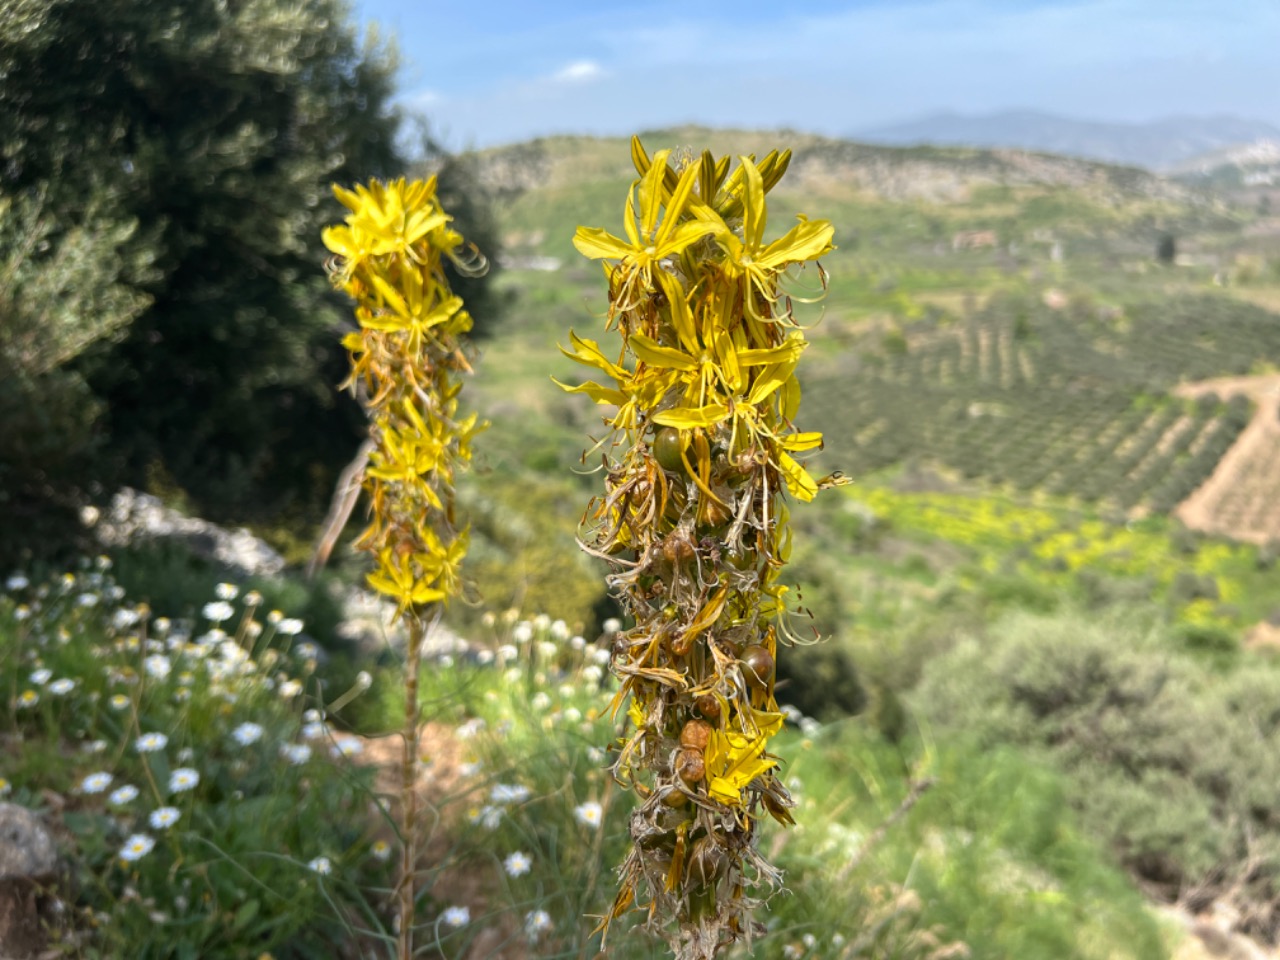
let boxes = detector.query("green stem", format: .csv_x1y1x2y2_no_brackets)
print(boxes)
398,609,426,960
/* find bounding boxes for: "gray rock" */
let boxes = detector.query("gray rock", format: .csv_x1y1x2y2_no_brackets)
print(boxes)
87,487,285,577
0,805,55,881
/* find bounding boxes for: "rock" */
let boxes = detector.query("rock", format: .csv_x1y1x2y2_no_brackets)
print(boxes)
0,805,55,881
0,804,57,959
88,487,285,577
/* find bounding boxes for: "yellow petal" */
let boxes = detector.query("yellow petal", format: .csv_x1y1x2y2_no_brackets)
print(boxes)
780,431,824,453
552,377,628,406
629,333,696,372
757,217,836,270
574,226,636,261
778,451,819,502
739,156,767,251
652,404,730,430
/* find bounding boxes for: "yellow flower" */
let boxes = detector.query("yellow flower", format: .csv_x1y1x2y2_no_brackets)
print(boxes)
573,150,719,294
703,726,778,807
715,156,835,313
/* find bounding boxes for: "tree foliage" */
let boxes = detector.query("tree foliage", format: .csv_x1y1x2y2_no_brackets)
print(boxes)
0,0,406,544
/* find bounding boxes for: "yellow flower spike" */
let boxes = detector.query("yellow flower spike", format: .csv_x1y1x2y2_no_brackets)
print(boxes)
324,177,487,959
567,141,837,958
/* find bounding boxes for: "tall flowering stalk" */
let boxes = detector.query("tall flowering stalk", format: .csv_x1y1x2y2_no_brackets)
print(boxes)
322,178,485,959
561,139,835,957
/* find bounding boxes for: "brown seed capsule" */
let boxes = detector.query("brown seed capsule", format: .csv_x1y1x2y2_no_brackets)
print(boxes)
740,644,775,690
680,719,713,752
675,748,705,785
695,694,722,721
662,788,689,808
686,836,726,887
661,532,695,566
699,495,732,529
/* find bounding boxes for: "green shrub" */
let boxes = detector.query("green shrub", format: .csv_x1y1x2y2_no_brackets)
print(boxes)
913,606,1280,932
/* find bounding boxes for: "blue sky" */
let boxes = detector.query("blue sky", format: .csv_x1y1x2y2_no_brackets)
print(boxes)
350,0,1280,148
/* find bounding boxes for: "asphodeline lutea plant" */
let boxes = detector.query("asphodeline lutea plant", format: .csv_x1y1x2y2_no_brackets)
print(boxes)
561,138,837,958
322,177,485,960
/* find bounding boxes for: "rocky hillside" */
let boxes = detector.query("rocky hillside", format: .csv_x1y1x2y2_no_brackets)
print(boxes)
470,126,1194,205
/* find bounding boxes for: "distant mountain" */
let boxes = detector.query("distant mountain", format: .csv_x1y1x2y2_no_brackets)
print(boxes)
854,111,1280,171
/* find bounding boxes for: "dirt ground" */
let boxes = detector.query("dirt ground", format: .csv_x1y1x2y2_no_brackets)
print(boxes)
1172,374,1280,545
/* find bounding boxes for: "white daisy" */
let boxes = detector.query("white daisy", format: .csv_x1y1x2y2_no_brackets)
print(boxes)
214,583,238,600
16,689,39,708
201,601,234,623
280,743,311,765
119,834,155,862
48,678,76,696
134,732,169,753
143,655,171,680
369,839,391,862
5,574,29,591
308,856,332,875
573,801,603,829
231,722,264,746
277,618,304,636
109,693,131,711
79,771,114,794
148,806,180,829
441,905,470,927
503,851,532,877
329,738,363,759
490,783,530,805
168,768,200,793
109,784,139,806
29,668,51,686
525,909,553,937
111,608,140,630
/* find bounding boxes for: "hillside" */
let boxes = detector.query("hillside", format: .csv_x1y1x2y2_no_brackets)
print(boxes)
457,128,1280,564
473,126,1191,205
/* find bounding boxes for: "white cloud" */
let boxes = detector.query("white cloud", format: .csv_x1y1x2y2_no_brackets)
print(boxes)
404,88,443,109
551,60,605,84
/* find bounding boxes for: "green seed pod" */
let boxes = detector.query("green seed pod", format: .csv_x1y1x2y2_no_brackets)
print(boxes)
652,427,687,473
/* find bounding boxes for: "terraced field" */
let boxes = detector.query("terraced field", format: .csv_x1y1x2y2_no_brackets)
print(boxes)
1175,375,1280,544
804,292,1278,518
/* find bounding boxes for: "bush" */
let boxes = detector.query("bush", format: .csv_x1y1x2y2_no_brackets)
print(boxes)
913,606,1280,937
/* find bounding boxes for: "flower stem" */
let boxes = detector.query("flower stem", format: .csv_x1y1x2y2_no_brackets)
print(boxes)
398,610,424,960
